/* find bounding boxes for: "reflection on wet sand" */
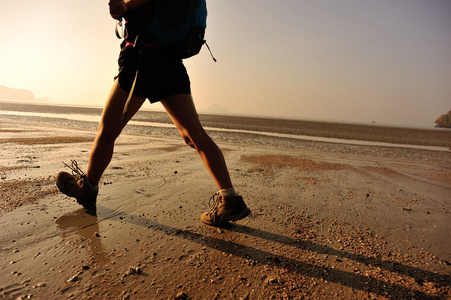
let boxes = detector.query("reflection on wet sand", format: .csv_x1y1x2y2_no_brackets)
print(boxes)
55,208,109,265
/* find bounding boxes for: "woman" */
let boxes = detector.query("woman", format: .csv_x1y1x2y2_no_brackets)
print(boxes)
56,0,250,226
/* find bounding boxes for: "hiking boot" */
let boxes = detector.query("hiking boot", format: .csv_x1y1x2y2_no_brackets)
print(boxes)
56,160,98,209
201,192,251,226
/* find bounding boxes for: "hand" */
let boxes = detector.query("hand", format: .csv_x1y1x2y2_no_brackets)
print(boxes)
109,0,127,20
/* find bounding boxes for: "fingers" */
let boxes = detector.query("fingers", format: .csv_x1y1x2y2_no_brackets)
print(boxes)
109,0,126,19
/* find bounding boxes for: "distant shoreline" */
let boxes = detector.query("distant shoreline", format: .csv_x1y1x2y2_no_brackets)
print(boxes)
0,99,441,130
1,100,450,149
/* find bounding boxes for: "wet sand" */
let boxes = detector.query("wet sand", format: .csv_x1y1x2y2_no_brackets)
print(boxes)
0,117,450,299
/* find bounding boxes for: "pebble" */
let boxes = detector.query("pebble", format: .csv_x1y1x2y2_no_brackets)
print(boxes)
67,273,81,282
266,276,279,284
175,291,188,300
123,266,142,277
33,282,46,288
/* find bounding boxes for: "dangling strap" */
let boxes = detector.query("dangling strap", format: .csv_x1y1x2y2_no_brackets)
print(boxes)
121,30,146,121
115,19,124,39
205,42,217,62
114,18,144,121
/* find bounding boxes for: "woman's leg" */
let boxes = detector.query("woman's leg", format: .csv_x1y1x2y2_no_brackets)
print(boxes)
160,94,233,190
86,80,146,186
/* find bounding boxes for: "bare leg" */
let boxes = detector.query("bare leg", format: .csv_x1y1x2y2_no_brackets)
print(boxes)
161,94,233,190
86,80,146,186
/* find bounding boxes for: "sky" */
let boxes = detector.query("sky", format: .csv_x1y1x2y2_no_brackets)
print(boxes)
1,0,450,127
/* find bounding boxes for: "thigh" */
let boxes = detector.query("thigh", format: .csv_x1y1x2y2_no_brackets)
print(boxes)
160,94,203,134
98,80,146,138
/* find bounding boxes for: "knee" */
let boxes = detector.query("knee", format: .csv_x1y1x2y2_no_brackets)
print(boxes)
180,128,209,150
182,134,196,149
96,123,120,144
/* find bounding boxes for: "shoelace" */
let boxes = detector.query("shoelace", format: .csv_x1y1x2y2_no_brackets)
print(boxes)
62,160,86,179
207,192,222,214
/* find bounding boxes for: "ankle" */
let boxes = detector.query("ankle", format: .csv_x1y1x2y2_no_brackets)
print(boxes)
85,177,98,191
218,188,239,196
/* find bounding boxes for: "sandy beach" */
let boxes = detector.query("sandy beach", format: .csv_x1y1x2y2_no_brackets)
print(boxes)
0,106,450,299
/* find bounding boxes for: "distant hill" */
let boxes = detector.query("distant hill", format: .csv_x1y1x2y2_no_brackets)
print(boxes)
435,111,451,128
0,85,49,103
200,104,232,115
0,85,39,102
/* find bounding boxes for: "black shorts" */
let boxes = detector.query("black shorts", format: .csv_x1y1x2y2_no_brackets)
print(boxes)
116,45,191,103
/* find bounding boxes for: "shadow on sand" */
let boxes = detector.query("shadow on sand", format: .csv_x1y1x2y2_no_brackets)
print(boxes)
56,206,449,299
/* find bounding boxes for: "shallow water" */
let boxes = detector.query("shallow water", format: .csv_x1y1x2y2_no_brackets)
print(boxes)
1,109,449,152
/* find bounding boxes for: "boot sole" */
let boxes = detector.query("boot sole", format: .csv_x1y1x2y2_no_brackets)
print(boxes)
202,208,251,226
229,208,251,222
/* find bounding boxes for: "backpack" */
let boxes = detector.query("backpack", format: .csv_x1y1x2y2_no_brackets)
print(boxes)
121,0,212,60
